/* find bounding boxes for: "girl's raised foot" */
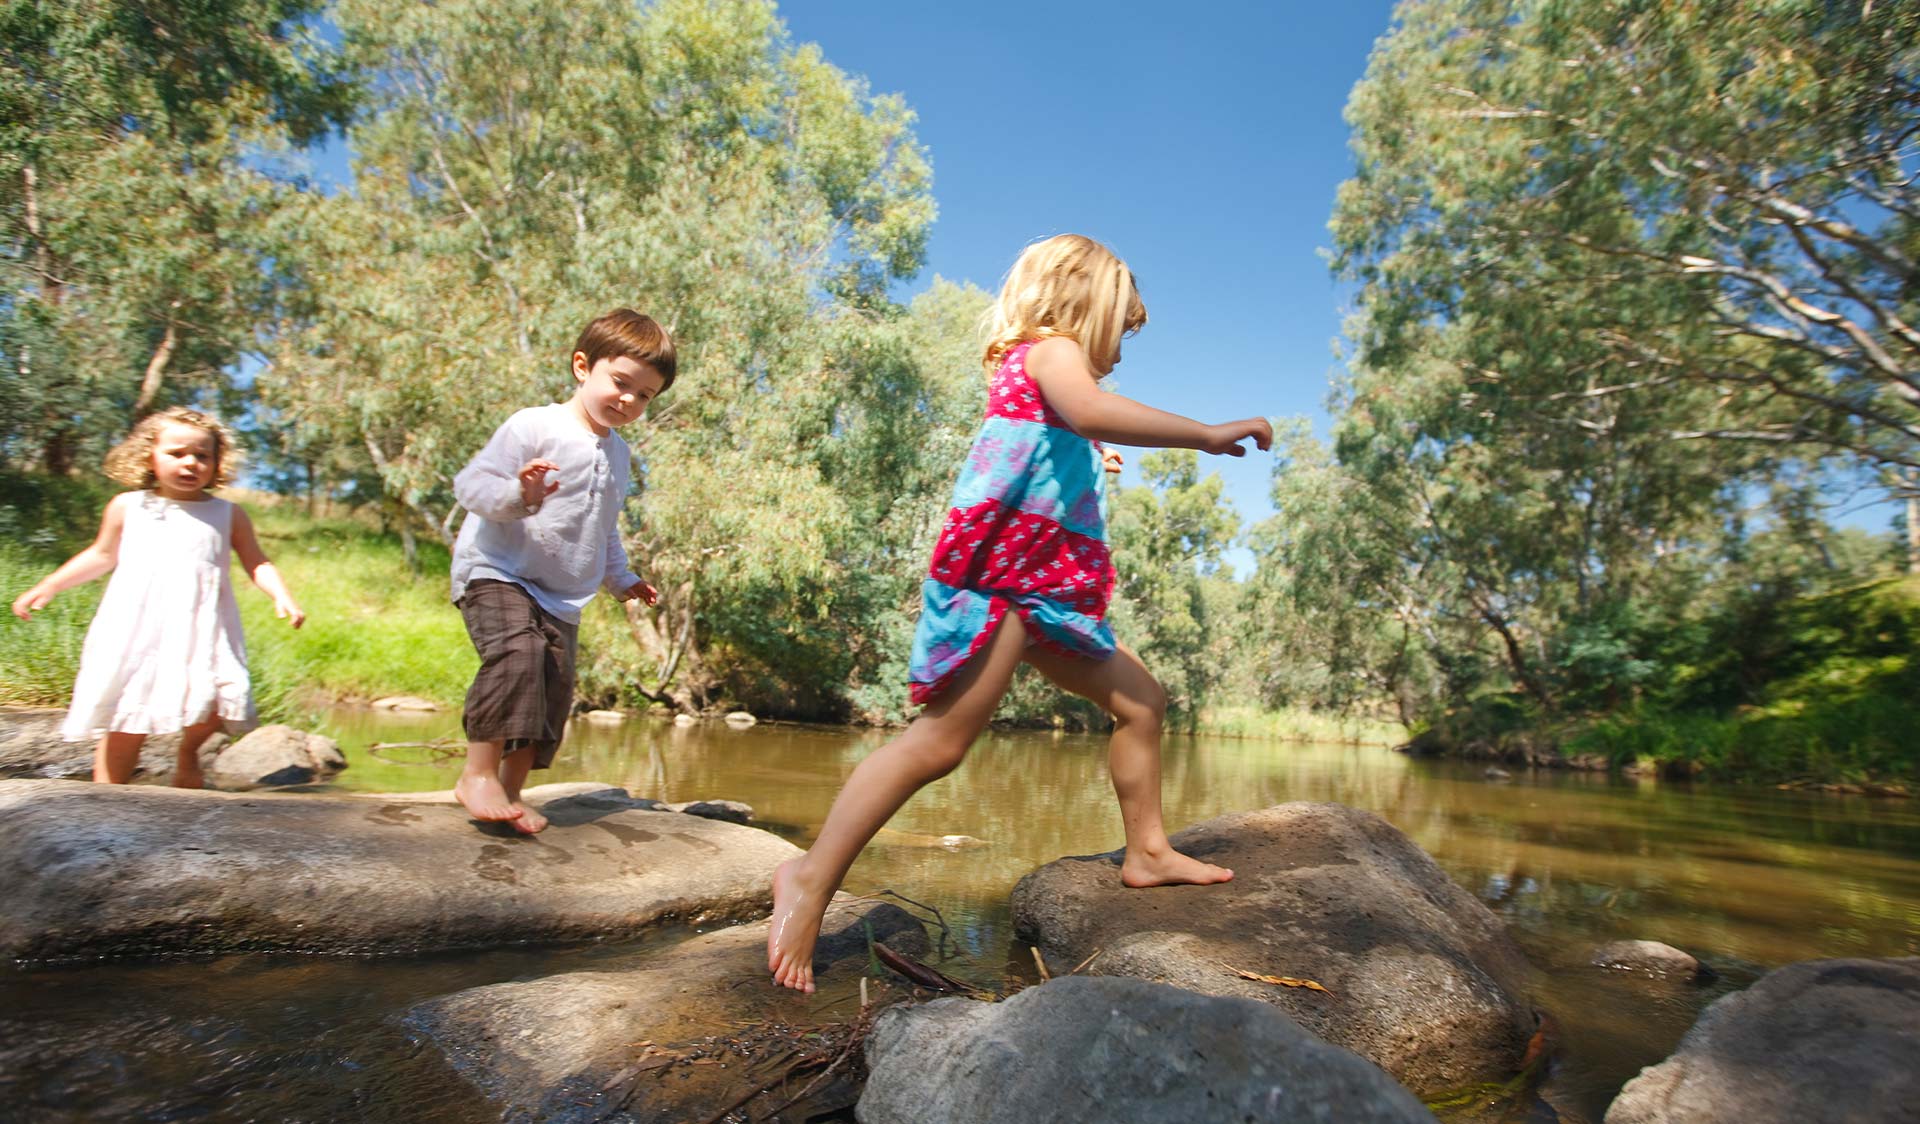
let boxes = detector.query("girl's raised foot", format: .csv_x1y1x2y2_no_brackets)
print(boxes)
767,858,825,993
454,772,520,822
171,767,204,790
509,801,549,834
1121,847,1234,889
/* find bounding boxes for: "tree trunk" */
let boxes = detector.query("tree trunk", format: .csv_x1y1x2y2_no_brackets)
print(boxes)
1908,492,1919,575
132,310,182,414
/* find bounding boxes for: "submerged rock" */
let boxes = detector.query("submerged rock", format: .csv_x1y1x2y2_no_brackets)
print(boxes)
1606,957,1920,1124
1011,802,1536,1096
407,899,928,1123
0,779,796,962
860,975,1437,1123
368,695,439,711
1591,940,1713,982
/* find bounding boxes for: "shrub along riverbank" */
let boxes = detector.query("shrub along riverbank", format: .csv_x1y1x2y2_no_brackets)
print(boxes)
1406,576,1920,788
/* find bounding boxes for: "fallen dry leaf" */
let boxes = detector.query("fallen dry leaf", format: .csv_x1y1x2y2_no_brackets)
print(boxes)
1229,966,1332,995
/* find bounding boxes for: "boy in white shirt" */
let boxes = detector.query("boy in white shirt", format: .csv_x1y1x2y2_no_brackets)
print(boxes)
449,309,672,832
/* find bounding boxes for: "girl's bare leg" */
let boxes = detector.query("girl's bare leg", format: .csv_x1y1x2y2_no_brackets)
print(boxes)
94,731,146,783
1024,642,1233,888
768,613,1032,992
172,720,222,788
498,745,547,833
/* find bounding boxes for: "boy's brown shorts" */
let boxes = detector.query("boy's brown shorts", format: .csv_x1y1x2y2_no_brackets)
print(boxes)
458,579,578,769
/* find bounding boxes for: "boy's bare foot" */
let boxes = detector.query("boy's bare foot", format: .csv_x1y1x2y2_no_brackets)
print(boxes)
767,858,826,993
1121,847,1234,888
509,801,548,834
454,772,520,822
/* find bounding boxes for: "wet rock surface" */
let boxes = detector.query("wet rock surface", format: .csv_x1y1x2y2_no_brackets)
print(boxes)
1605,957,1920,1124
0,780,796,962
407,899,929,1124
1011,802,1536,1096
1590,940,1713,982
860,975,1438,1123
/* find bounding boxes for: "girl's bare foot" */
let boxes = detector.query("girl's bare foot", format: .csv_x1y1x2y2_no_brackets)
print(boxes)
509,801,548,834
1121,846,1234,888
454,772,519,821
171,768,204,790
767,858,827,993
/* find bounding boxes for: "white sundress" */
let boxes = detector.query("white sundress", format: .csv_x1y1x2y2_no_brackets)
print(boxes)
61,491,257,742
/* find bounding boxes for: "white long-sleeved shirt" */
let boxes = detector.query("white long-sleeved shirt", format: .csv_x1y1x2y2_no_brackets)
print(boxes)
450,404,642,624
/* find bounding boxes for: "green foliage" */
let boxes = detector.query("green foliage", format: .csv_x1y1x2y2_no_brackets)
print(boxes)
0,0,351,471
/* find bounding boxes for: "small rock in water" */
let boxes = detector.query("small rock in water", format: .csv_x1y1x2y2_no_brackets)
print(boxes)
1484,766,1512,780
581,709,626,723
369,695,439,712
723,710,757,727
672,713,697,727
1591,939,1713,982
208,725,346,789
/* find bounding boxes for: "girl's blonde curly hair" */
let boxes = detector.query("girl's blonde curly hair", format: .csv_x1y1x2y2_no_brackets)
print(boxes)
103,406,241,490
981,234,1147,376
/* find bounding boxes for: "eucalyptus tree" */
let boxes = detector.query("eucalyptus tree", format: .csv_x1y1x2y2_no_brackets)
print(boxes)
1335,0,1920,566
0,0,350,472
263,0,940,709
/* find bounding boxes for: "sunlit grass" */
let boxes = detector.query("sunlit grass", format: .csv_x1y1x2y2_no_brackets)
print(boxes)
1196,704,1406,746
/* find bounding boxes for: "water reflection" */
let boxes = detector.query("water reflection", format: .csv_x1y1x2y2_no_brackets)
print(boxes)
6,710,1916,1123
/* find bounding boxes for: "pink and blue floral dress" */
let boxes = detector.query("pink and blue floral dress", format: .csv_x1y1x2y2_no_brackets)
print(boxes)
909,340,1116,703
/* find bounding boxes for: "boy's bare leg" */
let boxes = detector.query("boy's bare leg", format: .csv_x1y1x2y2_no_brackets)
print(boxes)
769,613,1032,993
171,720,221,788
94,731,146,783
498,745,547,833
455,740,520,821
1025,641,1234,888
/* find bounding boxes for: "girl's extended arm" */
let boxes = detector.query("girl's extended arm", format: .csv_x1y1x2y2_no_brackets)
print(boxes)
231,505,306,629
11,495,128,620
1025,336,1273,455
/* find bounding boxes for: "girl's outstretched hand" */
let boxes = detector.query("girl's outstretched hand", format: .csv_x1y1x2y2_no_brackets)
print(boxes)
11,587,51,621
1201,418,1275,457
275,596,306,630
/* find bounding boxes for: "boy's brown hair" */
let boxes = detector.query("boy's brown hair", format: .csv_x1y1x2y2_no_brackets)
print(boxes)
574,309,677,391
103,406,241,490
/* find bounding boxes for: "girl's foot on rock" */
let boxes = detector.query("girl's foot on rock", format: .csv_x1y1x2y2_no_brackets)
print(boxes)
509,801,548,834
172,768,204,790
1121,847,1234,889
767,858,825,993
454,772,519,822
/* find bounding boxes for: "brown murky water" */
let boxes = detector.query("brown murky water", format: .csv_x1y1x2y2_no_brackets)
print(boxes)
5,710,1917,1122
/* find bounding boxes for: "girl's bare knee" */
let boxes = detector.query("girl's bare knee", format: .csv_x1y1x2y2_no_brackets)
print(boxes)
1112,676,1168,730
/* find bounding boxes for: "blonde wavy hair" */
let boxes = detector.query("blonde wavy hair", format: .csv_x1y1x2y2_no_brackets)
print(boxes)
103,406,241,490
981,234,1147,375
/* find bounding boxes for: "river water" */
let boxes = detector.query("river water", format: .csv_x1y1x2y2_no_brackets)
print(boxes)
5,709,1917,1122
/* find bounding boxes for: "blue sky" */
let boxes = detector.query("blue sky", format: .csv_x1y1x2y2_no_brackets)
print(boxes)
777,2,1399,546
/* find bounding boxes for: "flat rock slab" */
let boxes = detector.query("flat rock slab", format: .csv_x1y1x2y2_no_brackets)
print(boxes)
0,780,797,962
1606,957,1920,1124
1011,802,1536,1096
407,899,930,1123
1591,939,1712,982
860,975,1438,1123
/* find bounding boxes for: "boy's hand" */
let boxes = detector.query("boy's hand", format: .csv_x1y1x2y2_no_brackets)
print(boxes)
618,580,659,607
275,596,306,630
11,587,51,621
1201,418,1274,457
1100,447,1124,475
518,459,561,508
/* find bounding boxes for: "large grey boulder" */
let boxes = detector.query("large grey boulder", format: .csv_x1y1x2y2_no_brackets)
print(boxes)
1011,802,1536,1096
859,975,1438,1123
205,724,345,788
0,707,228,781
1606,957,1920,1124
408,899,930,1124
0,780,797,962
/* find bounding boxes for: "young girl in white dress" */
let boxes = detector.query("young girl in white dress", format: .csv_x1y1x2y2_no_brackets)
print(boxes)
11,407,306,786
